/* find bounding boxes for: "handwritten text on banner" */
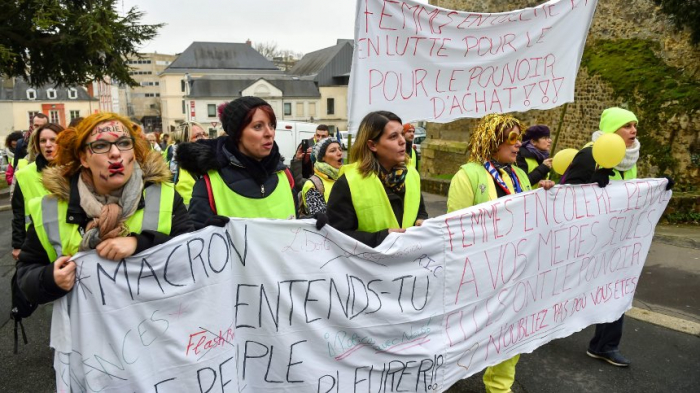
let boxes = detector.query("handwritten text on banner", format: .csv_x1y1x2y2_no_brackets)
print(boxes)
52,179,669,392
348,0,598,130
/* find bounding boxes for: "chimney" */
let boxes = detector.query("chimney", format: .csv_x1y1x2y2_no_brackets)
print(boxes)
246,39,252,46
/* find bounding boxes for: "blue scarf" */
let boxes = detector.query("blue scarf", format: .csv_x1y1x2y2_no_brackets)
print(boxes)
484,161,523,195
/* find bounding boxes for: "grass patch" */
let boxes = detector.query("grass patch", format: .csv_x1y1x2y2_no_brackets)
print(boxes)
581,38,700,176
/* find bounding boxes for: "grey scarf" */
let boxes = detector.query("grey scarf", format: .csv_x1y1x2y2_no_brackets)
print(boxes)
78,163,144,251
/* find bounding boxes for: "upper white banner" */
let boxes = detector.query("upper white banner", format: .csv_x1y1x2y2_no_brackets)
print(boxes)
348,0,598,130
51,179,669,392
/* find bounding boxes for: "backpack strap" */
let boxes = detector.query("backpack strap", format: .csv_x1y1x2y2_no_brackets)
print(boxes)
283,168,295,189
309,175,324,196
203,174,217,215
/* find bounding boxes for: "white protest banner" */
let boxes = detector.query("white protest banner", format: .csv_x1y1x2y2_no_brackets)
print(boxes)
347,0,598,130
52,180,670,392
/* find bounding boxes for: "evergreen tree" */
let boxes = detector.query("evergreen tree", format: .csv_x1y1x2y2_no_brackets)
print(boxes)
0,0,163,87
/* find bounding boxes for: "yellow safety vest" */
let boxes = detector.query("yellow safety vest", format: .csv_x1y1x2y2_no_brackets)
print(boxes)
16,158,29,171
175,168,196,206
207,170,295,219
523,156,550,189
458,162,532,206
28,183,175,262
302,172,335,203
407,148,417,169
14,162,50,228
342,163,420,232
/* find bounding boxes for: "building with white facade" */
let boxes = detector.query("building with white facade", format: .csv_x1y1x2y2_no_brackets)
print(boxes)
0,77,96,138
158,42,284,133
288,39,353,134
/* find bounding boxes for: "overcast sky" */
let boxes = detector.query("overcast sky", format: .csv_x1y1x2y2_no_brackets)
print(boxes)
121,0,430,56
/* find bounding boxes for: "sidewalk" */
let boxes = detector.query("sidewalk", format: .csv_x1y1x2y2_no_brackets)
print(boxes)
0,186,9,212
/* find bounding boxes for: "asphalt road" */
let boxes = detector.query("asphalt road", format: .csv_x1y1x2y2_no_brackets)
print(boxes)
1,200,699,392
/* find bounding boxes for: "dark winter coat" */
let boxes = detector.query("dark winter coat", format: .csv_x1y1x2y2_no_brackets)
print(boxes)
515,146,550,185
176,138,298,229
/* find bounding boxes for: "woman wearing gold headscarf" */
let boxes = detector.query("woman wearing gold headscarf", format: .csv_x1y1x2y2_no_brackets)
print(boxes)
447,113,553,393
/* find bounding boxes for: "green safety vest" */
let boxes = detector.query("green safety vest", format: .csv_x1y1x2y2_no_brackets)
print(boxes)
207,170,295,219
14,162,49,228
175,168,196,206
524,157,539,173
16,158,28,171
28,183,174,262
342,162,420,232
407,148,417,169
582,143,637,180
523,156,549,189
459,162,532,206
302,173,335,204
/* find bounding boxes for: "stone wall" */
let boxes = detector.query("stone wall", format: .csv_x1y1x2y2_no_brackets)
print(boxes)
423,0,700,186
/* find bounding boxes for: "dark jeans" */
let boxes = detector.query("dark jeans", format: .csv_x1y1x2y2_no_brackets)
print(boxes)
589,315,624,353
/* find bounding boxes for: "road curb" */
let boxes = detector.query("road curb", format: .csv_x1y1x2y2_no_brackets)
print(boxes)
0,204,10,212
652,234,700,250
626,307,700,336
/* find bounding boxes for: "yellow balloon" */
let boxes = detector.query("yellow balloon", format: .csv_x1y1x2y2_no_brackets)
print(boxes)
552,148,578,175
592,133,626,168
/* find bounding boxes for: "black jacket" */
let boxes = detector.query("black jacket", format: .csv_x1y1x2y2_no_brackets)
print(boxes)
289,157,307,195
177,138,298,230
516,146,550,185
17,159,193,305
326,174,429,247
11,137,28,169
11,155,49,249
295,138,316,179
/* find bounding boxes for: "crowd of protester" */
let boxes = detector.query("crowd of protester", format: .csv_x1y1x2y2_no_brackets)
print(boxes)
7,97,669,393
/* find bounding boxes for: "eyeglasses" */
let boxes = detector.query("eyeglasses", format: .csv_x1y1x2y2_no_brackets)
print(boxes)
505,131,522,145
85,137,135,154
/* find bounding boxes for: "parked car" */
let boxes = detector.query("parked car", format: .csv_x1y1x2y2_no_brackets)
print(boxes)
338,130,349,150
413,135,426,159
275,121,319,164
411,126,427,159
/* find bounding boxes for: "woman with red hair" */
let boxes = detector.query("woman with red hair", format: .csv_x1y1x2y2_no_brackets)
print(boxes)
177,97,298,229
16,113,192,304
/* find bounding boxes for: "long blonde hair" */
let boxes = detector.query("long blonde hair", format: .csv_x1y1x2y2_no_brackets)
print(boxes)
349,111,404,177
180,121,206,142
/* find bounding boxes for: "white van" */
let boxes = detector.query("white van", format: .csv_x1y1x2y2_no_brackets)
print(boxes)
275,121,319,164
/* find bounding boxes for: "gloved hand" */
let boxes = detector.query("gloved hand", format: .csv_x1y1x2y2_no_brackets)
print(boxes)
591,168,614,188
314,212,328,230
663,176,675,191
205,215,230,228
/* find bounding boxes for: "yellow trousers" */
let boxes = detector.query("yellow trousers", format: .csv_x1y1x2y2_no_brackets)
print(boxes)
483,354,520,393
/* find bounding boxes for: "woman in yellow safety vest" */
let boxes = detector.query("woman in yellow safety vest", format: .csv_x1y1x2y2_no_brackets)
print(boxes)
447,113,554,393
177,96,297,229
326,111,428,247
173,121,208,207
560,107,671,368
16,113,192,304
515,124,552,187
300,137,343,215
11,123,64,261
